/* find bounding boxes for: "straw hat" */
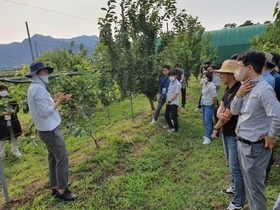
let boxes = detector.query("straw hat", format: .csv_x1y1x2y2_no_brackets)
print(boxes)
215,60,237,74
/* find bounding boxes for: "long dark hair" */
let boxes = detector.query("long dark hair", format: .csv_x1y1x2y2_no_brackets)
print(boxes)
0,84,8,91
203,71,213,82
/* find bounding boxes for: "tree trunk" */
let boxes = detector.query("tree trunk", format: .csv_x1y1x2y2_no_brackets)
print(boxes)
148,98,155,110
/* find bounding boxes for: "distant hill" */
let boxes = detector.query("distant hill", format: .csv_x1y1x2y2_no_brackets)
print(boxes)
0,34,99,70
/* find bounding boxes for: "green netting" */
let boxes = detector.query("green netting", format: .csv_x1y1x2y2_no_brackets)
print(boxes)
203,24,269,64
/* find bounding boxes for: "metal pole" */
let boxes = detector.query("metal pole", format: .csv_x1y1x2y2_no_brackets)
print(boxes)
130,93,134,122
0,118,12,202
35,42,38,58
25,21,35,62
0,158,10,202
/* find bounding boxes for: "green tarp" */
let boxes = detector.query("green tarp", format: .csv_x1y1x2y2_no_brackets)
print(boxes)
203,24,268,65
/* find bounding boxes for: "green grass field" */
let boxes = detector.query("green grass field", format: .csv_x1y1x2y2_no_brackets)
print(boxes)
0,76,279,210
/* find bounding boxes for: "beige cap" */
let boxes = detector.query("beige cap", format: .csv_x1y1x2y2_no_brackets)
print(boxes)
264,52,275,68
215,60,237,74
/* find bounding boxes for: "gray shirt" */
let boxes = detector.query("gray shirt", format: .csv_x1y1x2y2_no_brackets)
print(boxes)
212,74,221,91
230,75,280,142
167,79,181,105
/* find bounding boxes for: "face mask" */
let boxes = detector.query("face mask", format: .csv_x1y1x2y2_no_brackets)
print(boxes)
200,78,208,84
0,91,8,97
169,76,175,82
38,75,49,84
234,69,246,81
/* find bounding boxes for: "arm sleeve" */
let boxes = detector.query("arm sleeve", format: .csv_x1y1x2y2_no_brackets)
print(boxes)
158,77,162,94
175,83,181,94
230,96,243,115
260,88,280,138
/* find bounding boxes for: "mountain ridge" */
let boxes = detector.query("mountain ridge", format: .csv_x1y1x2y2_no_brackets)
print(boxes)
0,34,99,70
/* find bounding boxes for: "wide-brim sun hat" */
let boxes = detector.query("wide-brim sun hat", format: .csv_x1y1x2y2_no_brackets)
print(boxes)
215,60,237,74
25,62,54,78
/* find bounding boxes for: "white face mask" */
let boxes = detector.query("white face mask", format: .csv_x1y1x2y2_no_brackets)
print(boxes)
38,75,49,84
169,76,175,82
234,69,246,81
200,78,208,84
0,91,8,97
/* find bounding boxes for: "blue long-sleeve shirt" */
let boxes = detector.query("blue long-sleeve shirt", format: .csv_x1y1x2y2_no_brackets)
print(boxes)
271,70,280,93
27,75,61,131
158,76,170,101
263,70,275,89
230,75,280,142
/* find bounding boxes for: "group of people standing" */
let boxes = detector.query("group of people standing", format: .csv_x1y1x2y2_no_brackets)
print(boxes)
150,64,187,132
203,51,280,210
2,51,280,208
150,50,280,210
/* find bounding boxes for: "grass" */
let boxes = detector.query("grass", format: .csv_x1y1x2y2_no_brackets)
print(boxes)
0,76,280,209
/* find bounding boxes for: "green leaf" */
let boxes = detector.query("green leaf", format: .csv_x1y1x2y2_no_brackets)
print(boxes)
0,105,5,113
80,129,89,137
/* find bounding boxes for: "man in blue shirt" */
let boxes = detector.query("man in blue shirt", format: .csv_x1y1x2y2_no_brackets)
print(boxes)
271,52,280,101
262,52,275,89
150,65,170,124
231,51,280,210
266,52,280,180
26,62,77,201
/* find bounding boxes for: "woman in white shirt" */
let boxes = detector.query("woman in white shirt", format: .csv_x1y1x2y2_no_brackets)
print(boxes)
201,71,218,144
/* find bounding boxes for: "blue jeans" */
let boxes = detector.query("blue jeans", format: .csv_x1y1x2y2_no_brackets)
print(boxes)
202,105,214,139
223,135,245,206
153,98,166,121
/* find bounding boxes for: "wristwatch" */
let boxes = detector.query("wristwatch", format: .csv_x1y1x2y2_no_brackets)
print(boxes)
168,101,171,104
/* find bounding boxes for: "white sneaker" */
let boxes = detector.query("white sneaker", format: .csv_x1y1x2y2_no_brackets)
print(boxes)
13,151,22,157
168,128,176,132
150,119,157,124
203,137,211,145
221,185,235,195
194,108,202,112
227,202,244,210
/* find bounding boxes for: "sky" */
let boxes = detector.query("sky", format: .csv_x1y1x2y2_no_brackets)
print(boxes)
0,0,277,44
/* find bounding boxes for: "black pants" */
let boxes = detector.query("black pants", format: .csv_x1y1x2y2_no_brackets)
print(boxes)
197,93,202,109
181,88,186,107
165,104,178,131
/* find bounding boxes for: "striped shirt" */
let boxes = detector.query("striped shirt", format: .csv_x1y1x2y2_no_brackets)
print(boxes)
201,82,217,105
